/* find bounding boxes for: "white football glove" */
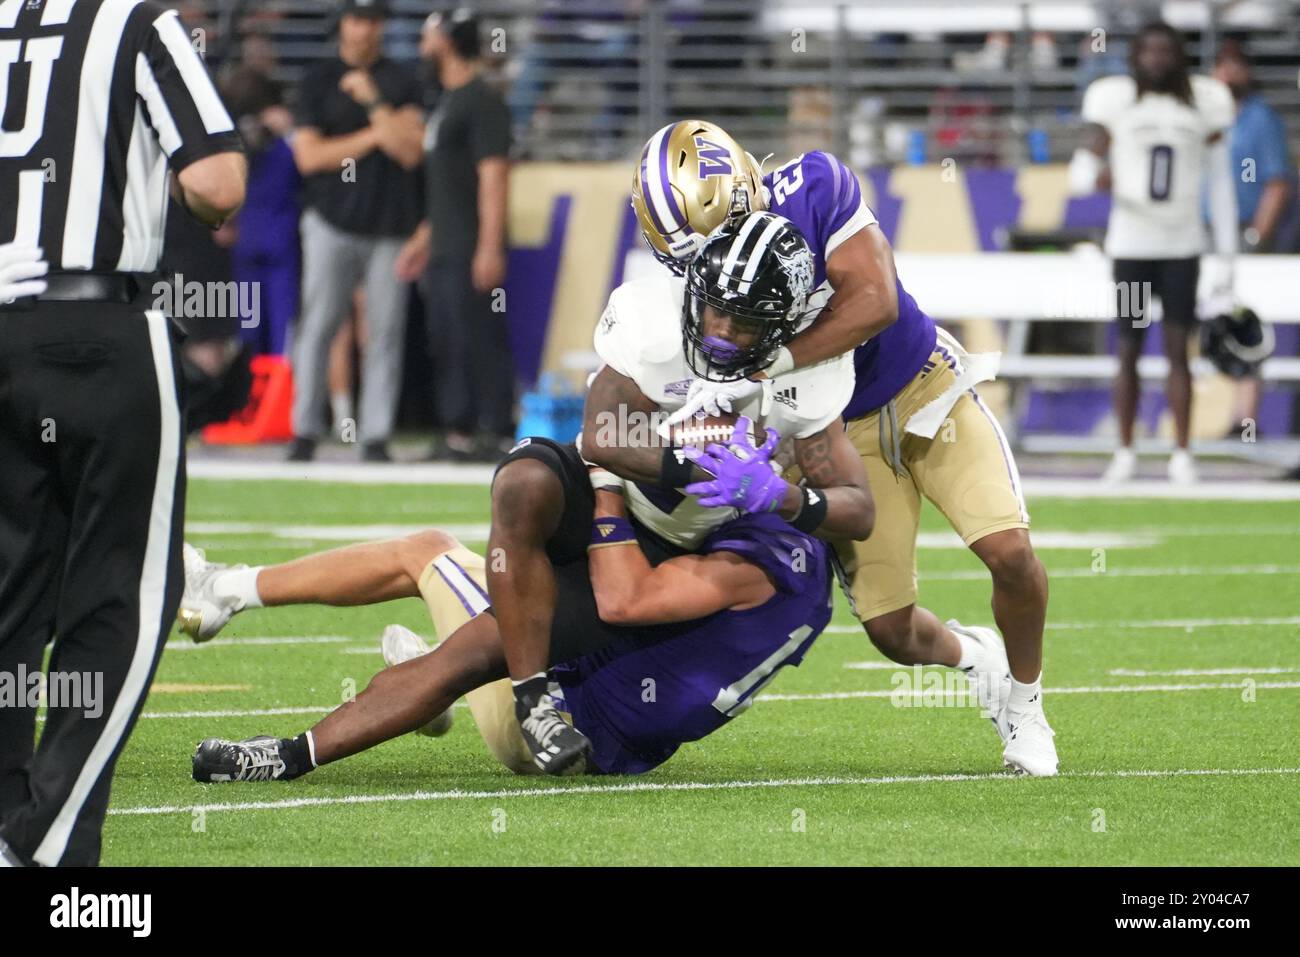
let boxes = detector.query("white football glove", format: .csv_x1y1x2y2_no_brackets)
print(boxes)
0,244,49,303
1199,254,1236,319
657,378,774,438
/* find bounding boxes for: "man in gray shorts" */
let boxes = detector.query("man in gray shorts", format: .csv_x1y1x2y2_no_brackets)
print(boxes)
287,0,424,462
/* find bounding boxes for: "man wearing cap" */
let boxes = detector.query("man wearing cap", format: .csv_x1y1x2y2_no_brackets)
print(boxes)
395,8,515,462
287,0,425,462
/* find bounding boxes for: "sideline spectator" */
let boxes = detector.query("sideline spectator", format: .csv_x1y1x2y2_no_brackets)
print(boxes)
287,0,424,462
223,65,301,357
396,8,515,462
1211,42,1298,440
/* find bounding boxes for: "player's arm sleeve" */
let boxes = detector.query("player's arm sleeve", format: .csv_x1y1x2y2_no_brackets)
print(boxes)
805,151,878,259
1206,135,1239,255
133,5,243,172
791,355,857,439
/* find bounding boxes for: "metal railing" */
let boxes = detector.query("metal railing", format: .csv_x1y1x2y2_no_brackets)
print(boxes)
191,0,1300,166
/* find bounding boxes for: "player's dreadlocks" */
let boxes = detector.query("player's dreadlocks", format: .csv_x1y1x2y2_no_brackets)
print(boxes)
1131,21,1194,105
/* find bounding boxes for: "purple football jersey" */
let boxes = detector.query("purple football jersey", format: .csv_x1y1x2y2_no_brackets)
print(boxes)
764,151,936,418
551,513,833,775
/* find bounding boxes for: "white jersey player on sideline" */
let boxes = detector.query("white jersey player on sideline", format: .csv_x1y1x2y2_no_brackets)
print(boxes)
1071,20,1238,485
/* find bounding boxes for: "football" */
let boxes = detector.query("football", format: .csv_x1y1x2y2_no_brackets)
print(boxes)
668,411,755,449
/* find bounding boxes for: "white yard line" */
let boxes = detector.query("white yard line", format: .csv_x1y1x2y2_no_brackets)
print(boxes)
164,635,356,650
185,461,1300,500
923,564,1300,581
188,522,1158,550
1108,666,1299,677
762,681,1300,701
187,521,492,542
188,460,496,484
826,615,1300,636
109,766,1300,817
112,679,1300,722
1046,616,1300,630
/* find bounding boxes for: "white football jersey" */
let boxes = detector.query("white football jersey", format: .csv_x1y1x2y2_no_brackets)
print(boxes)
591,273,855,548
1082,74,1235,258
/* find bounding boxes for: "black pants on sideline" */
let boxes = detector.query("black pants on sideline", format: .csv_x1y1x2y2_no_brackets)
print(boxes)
420,256,515,437
0,300,185,866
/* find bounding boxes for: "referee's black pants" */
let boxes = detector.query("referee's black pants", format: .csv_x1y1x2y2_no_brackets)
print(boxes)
0,300,185,866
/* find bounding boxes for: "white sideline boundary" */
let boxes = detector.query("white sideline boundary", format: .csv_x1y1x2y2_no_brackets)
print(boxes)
186,460,1300,500
109,766,1300,817
761,681,1300,701
98,679,1300,721
827,615,1300,635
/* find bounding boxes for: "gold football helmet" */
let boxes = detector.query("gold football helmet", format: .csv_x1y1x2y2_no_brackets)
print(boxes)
631,120,767,274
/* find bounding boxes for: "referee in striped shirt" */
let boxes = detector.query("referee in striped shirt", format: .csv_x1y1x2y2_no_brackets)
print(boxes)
0,0,245,866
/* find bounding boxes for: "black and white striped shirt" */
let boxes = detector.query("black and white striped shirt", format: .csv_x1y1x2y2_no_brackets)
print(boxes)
0,0,242,272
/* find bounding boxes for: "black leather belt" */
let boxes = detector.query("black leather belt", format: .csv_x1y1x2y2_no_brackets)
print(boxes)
39,271,157,303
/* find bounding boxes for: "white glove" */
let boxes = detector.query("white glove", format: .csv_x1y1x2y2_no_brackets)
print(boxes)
1199,254,1236,319
657,377,768,438
0,244,49,303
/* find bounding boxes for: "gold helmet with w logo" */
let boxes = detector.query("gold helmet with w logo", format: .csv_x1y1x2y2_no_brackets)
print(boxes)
631,120,767,274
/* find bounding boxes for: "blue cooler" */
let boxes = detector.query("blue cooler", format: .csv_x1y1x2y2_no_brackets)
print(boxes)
515,373,586,445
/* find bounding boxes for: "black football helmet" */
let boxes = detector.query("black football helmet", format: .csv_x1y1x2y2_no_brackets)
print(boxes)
1201,306,1274,380
682,211,815,382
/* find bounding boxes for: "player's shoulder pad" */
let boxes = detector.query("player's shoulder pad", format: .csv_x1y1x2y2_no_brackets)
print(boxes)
1191,75,1236,133
1081,74,1135,125
597,274,683,365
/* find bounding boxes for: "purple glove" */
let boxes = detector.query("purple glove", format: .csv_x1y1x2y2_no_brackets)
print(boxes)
683,417,788,514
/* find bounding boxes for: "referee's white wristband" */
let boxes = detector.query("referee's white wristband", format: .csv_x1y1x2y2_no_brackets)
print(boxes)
764,346,795,379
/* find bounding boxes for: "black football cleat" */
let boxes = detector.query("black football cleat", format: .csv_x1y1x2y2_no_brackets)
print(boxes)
193,736,301,783
517,696,592,776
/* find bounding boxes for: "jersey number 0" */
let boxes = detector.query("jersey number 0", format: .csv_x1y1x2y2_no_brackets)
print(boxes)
1148,144,1174,202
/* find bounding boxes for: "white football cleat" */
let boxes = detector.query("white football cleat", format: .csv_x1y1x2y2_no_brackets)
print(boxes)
1101,447,1137,483
1003,698,1059,777
1167,449,1197,485
177,543,246,642
948,620,1011,742
380,624,453,737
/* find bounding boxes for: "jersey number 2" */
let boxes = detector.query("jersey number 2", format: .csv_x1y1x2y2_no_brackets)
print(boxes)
1148,144,1174,201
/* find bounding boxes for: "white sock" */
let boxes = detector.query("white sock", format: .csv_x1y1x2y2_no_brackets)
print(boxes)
1009,674,1043,712
954,631,986,671
304,729,319,769
212,566,264,609
330,392,354,429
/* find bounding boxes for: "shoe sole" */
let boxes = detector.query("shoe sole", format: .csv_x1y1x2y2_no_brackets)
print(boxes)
533,745,590,776
177,607,218,643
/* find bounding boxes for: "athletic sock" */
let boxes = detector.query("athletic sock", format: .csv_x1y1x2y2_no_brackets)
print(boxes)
511,672,549,718
954,631,987,672
279,732,317,779
1009,674,1043,712
330,393,354,432
213,566,264,609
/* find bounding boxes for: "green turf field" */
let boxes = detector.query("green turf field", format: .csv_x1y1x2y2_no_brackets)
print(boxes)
99,479,1300,865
